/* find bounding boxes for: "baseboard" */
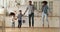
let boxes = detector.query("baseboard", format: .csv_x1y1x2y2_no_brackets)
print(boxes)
5,27,60,29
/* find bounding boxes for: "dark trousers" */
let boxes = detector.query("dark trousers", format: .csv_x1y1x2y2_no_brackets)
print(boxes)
12,22,15,28
29,13,34,27
18,20,22,28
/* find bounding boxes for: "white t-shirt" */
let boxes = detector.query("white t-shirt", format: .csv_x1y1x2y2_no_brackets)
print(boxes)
27,5,35,15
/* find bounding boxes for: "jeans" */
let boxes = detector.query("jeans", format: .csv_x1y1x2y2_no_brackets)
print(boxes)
29,13,34,27
42,12,49,25
18,20,22,28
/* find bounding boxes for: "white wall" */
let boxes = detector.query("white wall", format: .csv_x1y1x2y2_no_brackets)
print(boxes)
0,0,60,27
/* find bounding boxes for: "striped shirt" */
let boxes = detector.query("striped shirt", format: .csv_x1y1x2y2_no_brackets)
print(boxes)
18,14,22,20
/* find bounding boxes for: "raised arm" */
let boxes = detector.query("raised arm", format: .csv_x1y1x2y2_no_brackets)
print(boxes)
23,7,28,15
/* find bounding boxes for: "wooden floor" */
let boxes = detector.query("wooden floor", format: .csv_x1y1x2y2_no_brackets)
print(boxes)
0,27,60,32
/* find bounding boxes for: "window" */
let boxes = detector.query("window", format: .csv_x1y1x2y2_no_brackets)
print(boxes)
33,1,53,11
33,1,37,10
33,1,53,16
49,1,53,12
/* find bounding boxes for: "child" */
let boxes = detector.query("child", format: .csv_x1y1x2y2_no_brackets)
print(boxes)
41,1,49,28
11,13,17,28
9,12,17,28
12,14,15,28
17,10,23,28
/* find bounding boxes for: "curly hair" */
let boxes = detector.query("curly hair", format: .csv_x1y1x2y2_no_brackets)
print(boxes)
42,1,48,5
9,12,15,16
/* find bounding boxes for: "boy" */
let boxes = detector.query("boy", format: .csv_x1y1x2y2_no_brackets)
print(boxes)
17,10,23,28
41,1,49,28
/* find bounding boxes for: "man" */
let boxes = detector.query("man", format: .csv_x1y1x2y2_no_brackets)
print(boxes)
24,1,36,27
41,1,49,28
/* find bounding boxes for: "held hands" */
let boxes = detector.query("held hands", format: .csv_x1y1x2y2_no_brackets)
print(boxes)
23,10,27,16
14,16,18,20
22,13,25,16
